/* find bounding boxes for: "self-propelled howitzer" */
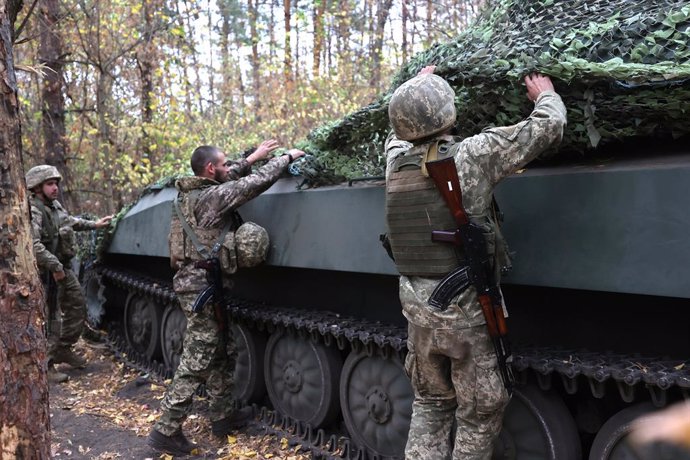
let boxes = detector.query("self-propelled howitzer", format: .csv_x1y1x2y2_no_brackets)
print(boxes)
85,139,690,459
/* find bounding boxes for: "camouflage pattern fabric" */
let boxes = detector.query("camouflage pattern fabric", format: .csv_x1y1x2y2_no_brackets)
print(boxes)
172,156,289,294
154,292,238,436
55,268,88,349
404,323,509,460
385,90,566,458
386,90,566,329
157,155,289,434
30,196,99,359
235,222,269,268
31,197,98,274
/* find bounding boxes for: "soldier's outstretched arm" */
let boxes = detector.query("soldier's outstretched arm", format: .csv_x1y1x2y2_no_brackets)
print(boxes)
457,73,567,186
213,154,293,216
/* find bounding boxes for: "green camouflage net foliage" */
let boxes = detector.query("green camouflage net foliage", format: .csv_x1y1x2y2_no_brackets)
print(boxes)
296,0,690,185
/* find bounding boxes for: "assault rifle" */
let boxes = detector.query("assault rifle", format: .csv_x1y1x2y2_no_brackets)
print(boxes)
425,156,514,392
44,271,59,335
192,258,227,332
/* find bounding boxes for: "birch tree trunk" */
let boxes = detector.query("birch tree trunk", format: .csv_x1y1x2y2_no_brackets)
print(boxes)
0,0,52,457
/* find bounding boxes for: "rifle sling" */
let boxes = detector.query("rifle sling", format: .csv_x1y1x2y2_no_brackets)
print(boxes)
173,195,232,260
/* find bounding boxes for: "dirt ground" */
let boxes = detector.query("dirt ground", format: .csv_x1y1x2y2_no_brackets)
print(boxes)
49,340,310,460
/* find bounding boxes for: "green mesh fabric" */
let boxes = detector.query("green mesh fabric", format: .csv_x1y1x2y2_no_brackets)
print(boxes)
298,0,690,184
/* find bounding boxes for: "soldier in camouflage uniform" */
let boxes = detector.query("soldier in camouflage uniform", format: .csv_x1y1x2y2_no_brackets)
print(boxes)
26,165,113,384
385,67,566,459
148,140,305,456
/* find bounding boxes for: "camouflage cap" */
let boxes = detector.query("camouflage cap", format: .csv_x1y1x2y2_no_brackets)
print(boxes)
235,222,269,268
388,74,457,141
26,165,62,189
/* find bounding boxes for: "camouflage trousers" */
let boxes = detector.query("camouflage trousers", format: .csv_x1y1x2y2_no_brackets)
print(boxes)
47,268,86,360
154,291,238,436
404,323,510,460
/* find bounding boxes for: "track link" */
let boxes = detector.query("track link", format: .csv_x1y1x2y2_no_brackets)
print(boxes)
96,265,690,459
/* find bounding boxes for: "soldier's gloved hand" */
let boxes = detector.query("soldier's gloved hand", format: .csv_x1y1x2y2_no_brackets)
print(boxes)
53,270,66,281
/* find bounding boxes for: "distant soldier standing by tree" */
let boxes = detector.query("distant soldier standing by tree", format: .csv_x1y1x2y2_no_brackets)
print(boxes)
149,140,305,456
26,165,113,383
385,66,566,459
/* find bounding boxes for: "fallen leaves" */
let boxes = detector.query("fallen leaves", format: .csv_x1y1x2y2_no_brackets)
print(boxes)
50,339,312,459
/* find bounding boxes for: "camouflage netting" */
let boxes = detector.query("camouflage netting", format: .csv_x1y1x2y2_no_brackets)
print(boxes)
296,0,690,185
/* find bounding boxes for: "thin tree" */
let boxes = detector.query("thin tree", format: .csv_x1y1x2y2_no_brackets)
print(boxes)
136,0,157,162
39,0,73,208
369,0,393,87
312,0,327,77
248,0,262,120
0,0,52,457
283,0,292,86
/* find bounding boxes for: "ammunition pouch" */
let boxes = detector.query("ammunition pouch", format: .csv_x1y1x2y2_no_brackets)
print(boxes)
218,232,238,275
57,226,77,263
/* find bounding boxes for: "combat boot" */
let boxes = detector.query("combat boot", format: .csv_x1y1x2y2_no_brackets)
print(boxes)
48,365,69,384
52,348,87,369
212,407,254,437
148,428,197,456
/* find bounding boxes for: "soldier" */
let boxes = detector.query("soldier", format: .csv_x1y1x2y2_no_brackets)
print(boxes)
385,67,566,459
26,165,113,384
148,140,305,456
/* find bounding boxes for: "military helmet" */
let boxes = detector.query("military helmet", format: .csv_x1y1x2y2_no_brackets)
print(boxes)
235,222,269,268
26,165,62,189
388,74,457,141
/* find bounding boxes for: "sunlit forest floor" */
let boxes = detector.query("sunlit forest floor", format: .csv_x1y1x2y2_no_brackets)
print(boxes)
49,339,310,459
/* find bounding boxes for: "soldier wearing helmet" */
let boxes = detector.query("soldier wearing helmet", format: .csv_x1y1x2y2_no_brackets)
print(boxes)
149,141,305,456
26,165,113,384
385,67,567,459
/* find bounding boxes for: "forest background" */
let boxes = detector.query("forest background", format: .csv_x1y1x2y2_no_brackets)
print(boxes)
18,0,483,216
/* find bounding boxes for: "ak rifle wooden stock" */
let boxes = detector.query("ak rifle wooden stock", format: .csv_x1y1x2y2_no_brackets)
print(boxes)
425,156,514,391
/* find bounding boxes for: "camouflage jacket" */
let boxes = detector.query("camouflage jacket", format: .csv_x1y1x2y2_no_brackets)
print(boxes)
172,155,290,294
30,196,99,274
385,90,567,329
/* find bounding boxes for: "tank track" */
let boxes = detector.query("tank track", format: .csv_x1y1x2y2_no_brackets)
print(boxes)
97,266,690,458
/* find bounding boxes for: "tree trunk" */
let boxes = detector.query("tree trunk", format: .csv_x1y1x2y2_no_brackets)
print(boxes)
96,73,115,214
425,0,432,47
39,0,73,208
136,0,155,162
0,1,52,457
283,0,293,86
369,0,393,87
401,0,408,63
206,0,215,103
312,0,327,77
248,0,261,120
336,0,351,71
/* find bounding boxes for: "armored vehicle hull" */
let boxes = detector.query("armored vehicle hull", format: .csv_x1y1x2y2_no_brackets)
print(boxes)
85,145,690,459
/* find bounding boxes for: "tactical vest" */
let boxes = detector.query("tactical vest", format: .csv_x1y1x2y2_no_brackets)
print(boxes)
168,187,242,274
386,144,460,277
32,197,59,255
386,141,512,278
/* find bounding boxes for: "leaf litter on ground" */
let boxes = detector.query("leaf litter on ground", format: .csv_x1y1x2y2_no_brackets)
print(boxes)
49,339,312,460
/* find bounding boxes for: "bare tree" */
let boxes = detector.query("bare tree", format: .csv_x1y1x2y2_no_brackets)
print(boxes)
283,0,293,86
39,0,73,208
0,0,52,457
369,0,393,87
312,0,327,77
248,0,262,119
